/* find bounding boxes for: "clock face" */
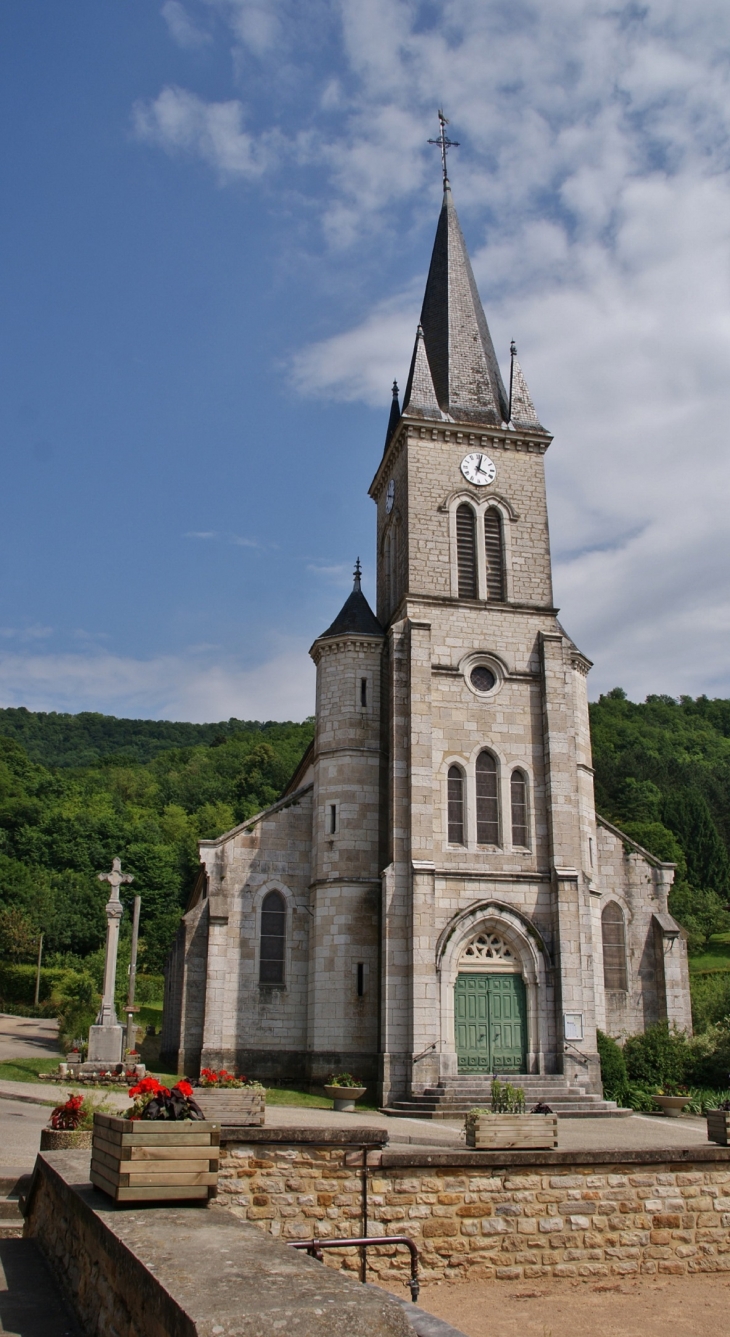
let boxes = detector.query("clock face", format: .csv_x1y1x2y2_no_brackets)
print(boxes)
460,452,496,486
385,479,395,513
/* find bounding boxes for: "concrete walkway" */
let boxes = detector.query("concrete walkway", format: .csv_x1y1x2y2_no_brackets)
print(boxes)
0,1016,60,1064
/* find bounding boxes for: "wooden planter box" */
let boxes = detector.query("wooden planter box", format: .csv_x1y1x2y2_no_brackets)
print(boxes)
466,1113,558,1150
91,1114,220,1203
193,1088,265,1126
706,1110,730,1145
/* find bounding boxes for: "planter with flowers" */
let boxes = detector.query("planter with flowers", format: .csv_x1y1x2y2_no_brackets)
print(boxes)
652,1084,692,1118
192,1068,265,1125
323,1073,367,1112
41,1094,94,1150
90,1077,220,1203
465,1081,558,1150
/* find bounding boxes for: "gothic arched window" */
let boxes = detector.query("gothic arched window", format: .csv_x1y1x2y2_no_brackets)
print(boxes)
476,751,499,845
259,890,286,986
456,504,477,599
484,508,505,601
510,769,528,847
601,902,628,992
447,765,465,845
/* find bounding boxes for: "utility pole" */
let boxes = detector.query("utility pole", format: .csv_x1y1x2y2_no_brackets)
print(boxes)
125,894,142,1056
34,932,44,1008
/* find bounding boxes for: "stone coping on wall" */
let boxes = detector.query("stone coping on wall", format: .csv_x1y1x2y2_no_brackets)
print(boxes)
377,1146,730,1169
22,1151,419,1337
220,1124,389,1145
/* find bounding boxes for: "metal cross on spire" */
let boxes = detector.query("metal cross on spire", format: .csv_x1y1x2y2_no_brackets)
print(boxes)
428,109,460,185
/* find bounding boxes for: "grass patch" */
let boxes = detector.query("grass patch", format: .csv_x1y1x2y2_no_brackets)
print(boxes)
689,934,730,974
0,1057,61,1083
264,1085,378,1110
138,1003,163,1029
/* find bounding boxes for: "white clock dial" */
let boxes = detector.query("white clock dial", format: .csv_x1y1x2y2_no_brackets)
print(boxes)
385,479,395,513
460,452,496,486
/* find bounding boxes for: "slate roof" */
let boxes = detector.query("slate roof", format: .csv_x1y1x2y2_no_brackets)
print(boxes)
318,565,383,640
402,179,509,426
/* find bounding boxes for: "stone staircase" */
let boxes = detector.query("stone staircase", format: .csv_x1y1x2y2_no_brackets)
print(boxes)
382,1074,631,1120
0,1171,31,1237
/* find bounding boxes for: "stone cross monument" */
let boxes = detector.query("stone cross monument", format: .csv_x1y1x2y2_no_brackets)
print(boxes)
87,856,133,1066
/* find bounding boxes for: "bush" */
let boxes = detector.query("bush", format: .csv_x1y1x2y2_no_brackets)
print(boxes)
0,961,72,1006
668,885,730,954
690,972,730,1031
51,971,99,1052
622,1021,691,1086
596,1029,629,1102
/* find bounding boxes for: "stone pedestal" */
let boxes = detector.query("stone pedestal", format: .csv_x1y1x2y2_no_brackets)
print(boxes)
87,1025,124,1065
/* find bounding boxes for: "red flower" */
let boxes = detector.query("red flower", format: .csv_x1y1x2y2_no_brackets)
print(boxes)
128,1076,168,1099
174,1080,193,1098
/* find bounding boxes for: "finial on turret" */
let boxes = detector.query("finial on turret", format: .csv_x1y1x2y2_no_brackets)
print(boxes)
353,558,362,591
392,379,399,399
428,109,460,187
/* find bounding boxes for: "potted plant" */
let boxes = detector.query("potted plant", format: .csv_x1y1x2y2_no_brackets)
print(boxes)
91,1076,220,1203
706,1097,730,1144
465,1079,558,1149
323,1072,367,1112
40,1094,94,1150
193,1068,265,1125
652,1083,692,1117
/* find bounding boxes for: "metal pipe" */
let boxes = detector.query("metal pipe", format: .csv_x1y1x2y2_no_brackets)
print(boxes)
288,1235,420,1304
125,894,141,1056
34,933,44,1008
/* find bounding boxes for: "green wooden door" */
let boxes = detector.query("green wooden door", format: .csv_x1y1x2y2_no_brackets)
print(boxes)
454,973,526,1074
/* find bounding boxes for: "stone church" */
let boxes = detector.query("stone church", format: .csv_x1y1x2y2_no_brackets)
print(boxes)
161,171,692,1109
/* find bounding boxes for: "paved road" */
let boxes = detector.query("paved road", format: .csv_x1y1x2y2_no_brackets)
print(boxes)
0,1016,60,1063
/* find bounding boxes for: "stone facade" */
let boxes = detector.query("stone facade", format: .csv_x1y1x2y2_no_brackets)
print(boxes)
161,176,692,1097
216,1140,730,1285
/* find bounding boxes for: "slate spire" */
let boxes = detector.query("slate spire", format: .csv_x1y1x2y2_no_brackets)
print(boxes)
402,324,442,421
384,380,401,450
318,560,383,641
409,178,510,427
508,340,543,431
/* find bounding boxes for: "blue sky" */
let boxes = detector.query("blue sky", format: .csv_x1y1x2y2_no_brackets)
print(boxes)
2,1,730,721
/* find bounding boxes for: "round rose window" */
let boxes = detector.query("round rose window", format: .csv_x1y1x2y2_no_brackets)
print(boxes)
470,665,496,693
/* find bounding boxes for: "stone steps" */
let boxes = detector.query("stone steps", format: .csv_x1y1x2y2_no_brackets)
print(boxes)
381,1074,630,1120
0,1172,31,1239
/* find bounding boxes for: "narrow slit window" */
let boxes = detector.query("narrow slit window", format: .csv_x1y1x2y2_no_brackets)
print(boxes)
447,766,465,845
360,677,367,707
456,504,477,599
259,890,286,986
510,769,528,847
357,963,364,996
601,903,628,992
329,803,337,835
484,508,505,601
476,751,499,845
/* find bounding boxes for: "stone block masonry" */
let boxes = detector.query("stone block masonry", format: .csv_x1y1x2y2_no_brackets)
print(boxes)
216,1135,730,1286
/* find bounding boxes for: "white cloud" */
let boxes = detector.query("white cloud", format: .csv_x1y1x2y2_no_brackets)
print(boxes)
0,648,315,723
161,1,211,49
291,290,419,406
132,87,273,180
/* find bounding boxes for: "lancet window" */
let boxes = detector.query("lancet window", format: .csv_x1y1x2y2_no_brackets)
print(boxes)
476,751,499,844
601,902,628,992
447,765,465,845
510,769,529,847
259,890,286,986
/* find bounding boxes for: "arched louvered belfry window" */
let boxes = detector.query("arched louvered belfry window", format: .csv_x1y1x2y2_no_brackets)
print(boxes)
476,751,499,845
484,508,505,601
601,902,628,992
259,890,286,985
456,504,477,599
511,769,528,847
447,765,465,845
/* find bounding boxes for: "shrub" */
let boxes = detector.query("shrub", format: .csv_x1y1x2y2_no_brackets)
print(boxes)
596,1029,629,1102
690,973,730,1033
622,1021,690,1086
490,1080,525,1113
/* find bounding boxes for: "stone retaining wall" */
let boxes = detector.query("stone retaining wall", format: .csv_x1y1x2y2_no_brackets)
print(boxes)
217,1137,730,1286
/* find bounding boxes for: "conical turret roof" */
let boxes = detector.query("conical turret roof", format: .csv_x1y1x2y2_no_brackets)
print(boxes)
508,342,544,431
402,180,509,426
318,561,383,640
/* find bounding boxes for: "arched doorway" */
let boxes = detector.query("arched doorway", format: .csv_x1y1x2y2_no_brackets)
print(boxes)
454,931,527,1073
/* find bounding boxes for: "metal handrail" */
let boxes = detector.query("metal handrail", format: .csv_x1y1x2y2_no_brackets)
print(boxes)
288,1234,420,1302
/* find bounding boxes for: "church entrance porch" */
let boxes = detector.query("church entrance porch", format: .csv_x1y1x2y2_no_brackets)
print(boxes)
454,972,527,1074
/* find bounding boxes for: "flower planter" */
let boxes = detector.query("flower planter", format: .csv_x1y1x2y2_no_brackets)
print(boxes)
324,1085,367,1113
40,1128,93,1151
193,1088,265,1126
90,1114,220,1203
465,1113,558,1150
706,1110,730,1145
653,1095,691,1118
